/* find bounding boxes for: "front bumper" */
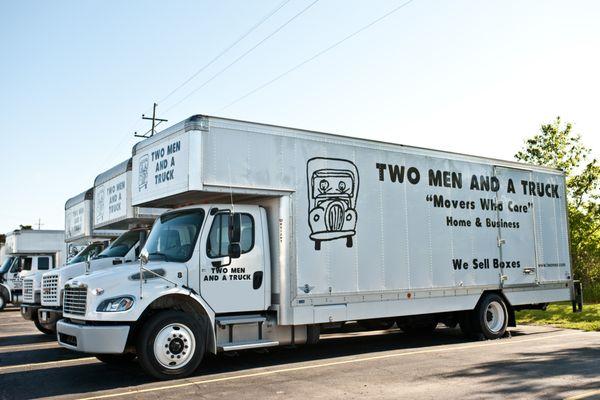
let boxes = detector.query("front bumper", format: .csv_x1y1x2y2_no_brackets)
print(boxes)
57,320,130,354
38,308,62,325
20,304,41,320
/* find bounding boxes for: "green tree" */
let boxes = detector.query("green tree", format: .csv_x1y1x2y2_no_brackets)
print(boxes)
515,117,600,293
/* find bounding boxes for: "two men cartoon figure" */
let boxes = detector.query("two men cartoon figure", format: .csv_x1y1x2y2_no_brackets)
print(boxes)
306,157,359,251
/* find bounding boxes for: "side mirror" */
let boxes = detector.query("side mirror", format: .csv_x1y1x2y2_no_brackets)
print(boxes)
228,213,241,244
228,243,241,259
140,248,149,265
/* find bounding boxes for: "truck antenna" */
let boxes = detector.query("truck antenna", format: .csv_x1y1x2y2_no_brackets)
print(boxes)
134,103,168,138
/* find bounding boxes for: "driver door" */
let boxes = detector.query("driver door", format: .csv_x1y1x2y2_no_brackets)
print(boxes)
199,206,265,313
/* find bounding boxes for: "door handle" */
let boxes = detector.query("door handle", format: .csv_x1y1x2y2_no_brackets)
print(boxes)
253,271,263,290
523,267,536,275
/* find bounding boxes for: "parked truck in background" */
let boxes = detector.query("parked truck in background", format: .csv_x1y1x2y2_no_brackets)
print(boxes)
0,229,64,318
39,159,163,332
19,188,119,332
57,115,580,379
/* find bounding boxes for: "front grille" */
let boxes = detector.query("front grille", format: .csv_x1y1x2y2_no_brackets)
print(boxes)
42,273,59,306
326,203,344,231
63,287,87,316
23,279,35,303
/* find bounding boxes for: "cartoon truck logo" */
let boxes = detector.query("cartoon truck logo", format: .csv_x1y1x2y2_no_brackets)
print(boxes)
138,155,149,191
306,157,359,251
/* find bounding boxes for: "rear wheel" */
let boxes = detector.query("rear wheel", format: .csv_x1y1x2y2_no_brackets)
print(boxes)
0,295,6,311
137,311,207,380
471,293,509,340
33,316,55,335
478,294,508,339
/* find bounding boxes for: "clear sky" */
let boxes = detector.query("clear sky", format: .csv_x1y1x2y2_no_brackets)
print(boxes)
0,0,599,233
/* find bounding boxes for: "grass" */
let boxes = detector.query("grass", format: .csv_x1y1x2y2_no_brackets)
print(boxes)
516,302,600,332
583,284,600,304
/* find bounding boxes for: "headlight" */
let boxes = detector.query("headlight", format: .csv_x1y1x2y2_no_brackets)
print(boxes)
96,296,135,312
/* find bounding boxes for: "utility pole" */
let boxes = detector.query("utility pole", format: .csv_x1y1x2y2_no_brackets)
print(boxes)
36,218,44,230
134,103,168,138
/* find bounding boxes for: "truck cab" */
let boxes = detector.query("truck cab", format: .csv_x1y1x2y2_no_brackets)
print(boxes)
38,228,148,333
0,256,23,310
57,204,281,378
19,254,62,331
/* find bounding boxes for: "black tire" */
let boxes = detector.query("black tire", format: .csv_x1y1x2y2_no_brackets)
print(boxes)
96,353,137,364
33,317,55,335
358,318,394,331
136,311,207,380
473,293,508,340
0,295,6,311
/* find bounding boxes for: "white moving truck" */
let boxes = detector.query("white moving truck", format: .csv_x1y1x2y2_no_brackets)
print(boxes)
0,229,64,316
19,189,120,332
57,115,578,379
39,159,163,332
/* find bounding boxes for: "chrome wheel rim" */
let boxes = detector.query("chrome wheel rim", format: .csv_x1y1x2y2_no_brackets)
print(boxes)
485,301,505,333
154,323,195,369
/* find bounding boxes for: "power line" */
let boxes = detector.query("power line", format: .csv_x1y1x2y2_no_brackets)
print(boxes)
156,0,293,106
163,0,321,114
95,1,293,171
216,0,416,112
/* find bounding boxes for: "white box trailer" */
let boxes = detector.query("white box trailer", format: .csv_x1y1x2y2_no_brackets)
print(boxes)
0,229,65,311
38,160,164,332
57,115,577,379
93,158,165,230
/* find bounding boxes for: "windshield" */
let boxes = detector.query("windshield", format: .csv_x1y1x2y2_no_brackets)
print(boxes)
0,257,15,274
96,230,142,259
145,209,205,262
68,243,104,264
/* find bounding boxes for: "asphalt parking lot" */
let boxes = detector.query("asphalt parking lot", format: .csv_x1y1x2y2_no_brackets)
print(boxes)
0,307,598,400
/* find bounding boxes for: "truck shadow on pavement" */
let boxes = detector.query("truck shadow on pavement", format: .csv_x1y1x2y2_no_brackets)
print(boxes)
443,345,600,399
0,327,595,400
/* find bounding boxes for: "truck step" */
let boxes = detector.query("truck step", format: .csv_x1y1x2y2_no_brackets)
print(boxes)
218,340,279,352
216,315,266,326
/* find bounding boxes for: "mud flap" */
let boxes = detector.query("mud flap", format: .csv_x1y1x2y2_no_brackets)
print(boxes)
572,280,583,313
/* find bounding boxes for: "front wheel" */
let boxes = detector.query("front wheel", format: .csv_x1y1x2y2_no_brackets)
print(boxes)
137,311,207,380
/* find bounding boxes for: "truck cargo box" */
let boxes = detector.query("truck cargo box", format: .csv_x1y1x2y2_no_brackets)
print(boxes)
4,230,65,255
131,115,572,325
93,159,164,230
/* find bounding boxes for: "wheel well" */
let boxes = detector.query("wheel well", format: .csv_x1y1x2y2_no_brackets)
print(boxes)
479,290,516,327
129,294,215,353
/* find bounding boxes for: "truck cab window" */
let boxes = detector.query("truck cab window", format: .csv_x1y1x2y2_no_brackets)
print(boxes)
207,213,254,258
37,257,50,270
145,209,205,263
97,230,141,259
68,242,104,264
0,257,15,274
21,257,33,271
